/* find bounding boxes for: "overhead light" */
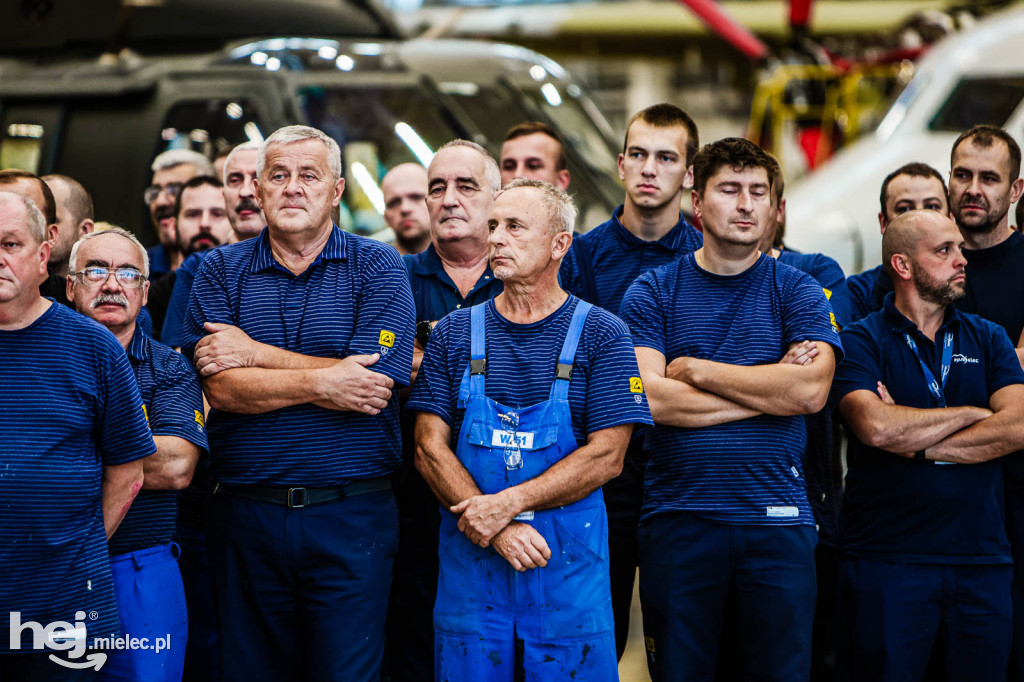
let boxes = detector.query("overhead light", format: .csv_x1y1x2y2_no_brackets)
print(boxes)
6,124,44,138
250,51,268,66
541,83,562,107
266,57,281,72
352,43,382,56
395,122,434,167
352,162,385,215
225,103,243,120
529,65,546,81
244,122,264,142
318,45,338,60
336,55,355,71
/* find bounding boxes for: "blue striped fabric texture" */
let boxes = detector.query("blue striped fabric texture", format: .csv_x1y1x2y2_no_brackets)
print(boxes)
0,302,155,650
180,226,415,486
408,296,652,446
108,324,208,557
620,253,843,526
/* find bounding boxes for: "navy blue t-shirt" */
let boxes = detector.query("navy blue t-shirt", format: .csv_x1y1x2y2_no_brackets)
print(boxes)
161,250,209,348
620,253,843,525
833,294,1023,564
847,264,893,325
109,325,208,556
778,248,850,329
0,302,155,650
560,206,702,311
180,226,415,486
408,296,652,447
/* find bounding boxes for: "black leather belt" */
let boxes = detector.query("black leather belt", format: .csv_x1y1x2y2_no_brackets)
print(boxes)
210,476,392,509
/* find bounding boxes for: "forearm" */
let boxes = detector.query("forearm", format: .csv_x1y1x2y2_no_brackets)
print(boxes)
852,404,989,453
646,375,761,428
102,460,145,539
928,410,1024,464
415,433,482,508
202,367,330,414
503,426,632,513
687,359,830,416
253,343,338,370
1016,347,1024,371
142,436,201,490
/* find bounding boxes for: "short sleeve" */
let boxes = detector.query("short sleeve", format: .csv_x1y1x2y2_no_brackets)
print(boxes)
180,252,233,362
148,350,209,453
407,315,456,424
97,339,156,465
782,273,844,362
811,255,852,329
830,322,883,403
618,273,666,354
348,249,416,387
582,312,653,434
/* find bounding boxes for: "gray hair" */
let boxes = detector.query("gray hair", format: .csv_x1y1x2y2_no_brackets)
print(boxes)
502,178,577,234
258,125,342,181
222,141,261,183
151,149,215,176
0,190,47,243
437,139,501,192
69,227,150,278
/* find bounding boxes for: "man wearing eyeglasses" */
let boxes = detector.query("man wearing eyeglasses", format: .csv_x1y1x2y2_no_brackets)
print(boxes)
0,193,155,677
144,149,215,278
67,227,206,681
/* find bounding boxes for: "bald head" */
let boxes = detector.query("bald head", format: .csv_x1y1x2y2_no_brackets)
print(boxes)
883,210,967,304
382,163,430,254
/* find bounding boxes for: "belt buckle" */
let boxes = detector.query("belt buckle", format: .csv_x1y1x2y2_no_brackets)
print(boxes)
287,487,307,508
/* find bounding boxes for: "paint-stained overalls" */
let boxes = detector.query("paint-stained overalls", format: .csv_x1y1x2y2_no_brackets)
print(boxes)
434,302,618,681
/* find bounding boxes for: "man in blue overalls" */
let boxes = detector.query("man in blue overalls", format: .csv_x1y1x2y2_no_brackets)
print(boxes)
409,178,652,680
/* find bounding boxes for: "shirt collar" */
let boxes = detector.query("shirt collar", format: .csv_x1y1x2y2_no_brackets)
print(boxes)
126,322,150,362
408,242,496,282
249,225,348,274
609,205,697,252
881,292,962,336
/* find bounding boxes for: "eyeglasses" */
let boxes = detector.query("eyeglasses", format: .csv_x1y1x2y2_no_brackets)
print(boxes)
499,411,523,471
143,182,183,204
72,267,147,288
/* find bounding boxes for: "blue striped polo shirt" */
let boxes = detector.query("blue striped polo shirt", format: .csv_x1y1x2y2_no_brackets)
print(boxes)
180,226,415,486
559,205,702,310
833,295,1023,563
619,253,843,525
407,296,652,445
108,324,208,556
778,248,851,328
0,302,155,651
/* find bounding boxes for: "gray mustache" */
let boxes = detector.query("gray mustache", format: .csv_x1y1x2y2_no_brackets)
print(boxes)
92,293,128,308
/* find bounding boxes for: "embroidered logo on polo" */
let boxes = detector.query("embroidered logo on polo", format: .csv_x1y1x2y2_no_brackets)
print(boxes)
378,329,395,355
629,377,644,403
141,404,149,422
952,353,979,364
194,410,205,430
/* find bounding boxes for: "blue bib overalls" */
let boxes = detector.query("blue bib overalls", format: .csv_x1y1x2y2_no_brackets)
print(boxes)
433,301,618,681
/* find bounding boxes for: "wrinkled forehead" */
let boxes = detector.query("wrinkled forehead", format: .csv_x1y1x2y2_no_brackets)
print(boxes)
263,138,332,169
429,146,486,183
79,233,146,267
225,148,259,176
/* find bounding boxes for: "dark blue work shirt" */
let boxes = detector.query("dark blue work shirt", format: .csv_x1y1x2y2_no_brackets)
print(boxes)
846,264,893,325
833,294,1024,564
404,243,503,323
161,250,210,348
620,253,843,525
180,226,415,486
147,243,172,279
560,205,702,311
777,248,850,329
109,325,208,556
0,302,155,650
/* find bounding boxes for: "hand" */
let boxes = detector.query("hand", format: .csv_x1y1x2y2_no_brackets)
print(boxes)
876,381,895,405
780,340,819,366
451,491,519,548
318,354,395,415
491,522,551,571
194,322,259,376
666,356,695,382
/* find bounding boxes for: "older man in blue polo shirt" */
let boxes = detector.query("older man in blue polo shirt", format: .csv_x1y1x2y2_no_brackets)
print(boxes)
410,178,652,680
0,192,154,679
180,125,415,681
620,138,841,681
67,228,206,682
834,209,1024,682
386,140,503,681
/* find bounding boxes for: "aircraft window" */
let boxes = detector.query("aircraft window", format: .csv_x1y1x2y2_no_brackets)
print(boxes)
299,85,461,236
929,77,1024,132
154,99,264,164
0,123,45,174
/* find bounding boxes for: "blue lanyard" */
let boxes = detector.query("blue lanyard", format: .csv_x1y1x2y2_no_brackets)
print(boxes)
904,330,954,407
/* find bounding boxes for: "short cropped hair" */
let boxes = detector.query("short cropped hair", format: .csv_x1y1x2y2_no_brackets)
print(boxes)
436,139,501,192
623,103,700,167
222,141,261,183
951,125,1022,181
691,137,780,197
69,226,150,278
150,149,215,176
502,177,576,234
43,173,94,225
504,121,566,171
173,175,224,219
0,190,47,243
259,125,342,181
0,170,57,226
879,162,948,219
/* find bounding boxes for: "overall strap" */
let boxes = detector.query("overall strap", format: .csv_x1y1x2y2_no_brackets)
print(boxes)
550,300,593,401
467,303,488,395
